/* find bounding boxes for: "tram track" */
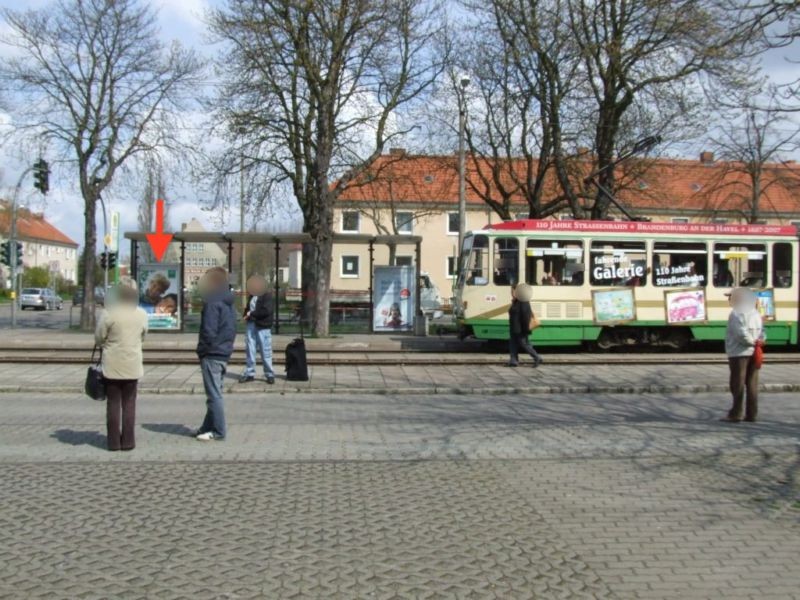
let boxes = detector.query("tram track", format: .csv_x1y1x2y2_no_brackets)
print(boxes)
1,347,798,366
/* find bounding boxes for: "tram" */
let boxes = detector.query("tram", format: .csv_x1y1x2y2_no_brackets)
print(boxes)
453,220,799,349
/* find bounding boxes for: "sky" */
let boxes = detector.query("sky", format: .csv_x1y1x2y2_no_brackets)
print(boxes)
0,0,798,253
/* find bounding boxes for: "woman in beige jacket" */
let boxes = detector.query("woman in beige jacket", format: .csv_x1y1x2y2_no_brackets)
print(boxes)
95,278,148,451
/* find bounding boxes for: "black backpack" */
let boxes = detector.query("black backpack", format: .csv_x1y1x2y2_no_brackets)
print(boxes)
285,323,309,381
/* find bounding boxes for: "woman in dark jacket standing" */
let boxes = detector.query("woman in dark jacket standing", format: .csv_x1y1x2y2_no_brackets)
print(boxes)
95,277,148,451
508,283,543,368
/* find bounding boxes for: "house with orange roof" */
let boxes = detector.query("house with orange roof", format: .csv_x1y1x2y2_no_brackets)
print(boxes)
0,200,80,288
330,149,800,297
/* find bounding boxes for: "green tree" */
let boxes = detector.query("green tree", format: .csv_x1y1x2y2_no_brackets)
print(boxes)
22,266,50,288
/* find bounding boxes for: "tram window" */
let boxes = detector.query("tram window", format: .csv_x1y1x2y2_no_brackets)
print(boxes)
773,242,793,288
590,241,647,286
465,235,489,286
525,240,584,286
713,243,767,288
493,238,519,286
652,242,707,287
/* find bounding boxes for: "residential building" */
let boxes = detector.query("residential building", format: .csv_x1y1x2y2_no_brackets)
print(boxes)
180,218,228,289
0,201,79,288
331,150,800,298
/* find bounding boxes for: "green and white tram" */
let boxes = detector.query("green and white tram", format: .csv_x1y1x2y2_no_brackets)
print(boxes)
453,220,799,349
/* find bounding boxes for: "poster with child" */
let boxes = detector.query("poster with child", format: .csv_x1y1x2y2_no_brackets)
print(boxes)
137,264,181,330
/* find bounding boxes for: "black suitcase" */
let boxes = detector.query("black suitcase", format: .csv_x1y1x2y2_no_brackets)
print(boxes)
285,323,309,381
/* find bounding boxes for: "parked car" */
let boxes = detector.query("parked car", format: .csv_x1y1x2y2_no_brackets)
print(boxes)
72,287,106,306
20,288,63,311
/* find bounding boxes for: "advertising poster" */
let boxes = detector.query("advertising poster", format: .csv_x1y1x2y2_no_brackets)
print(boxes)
591,288,637,325
373,265,415,332
664,288,707,325
756,288,776,321
137,263,181,330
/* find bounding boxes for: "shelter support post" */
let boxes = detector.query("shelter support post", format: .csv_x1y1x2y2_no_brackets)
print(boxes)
130,240,138,283
227,239,233,275
274,240,280,334
368,240,375,332
179,240,186,332
414,239,426,336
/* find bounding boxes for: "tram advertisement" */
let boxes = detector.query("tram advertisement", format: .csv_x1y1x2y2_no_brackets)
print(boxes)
137,263,181,330
756,288,776,320
664,288,707,325
373,265,415,332
591,288,637,325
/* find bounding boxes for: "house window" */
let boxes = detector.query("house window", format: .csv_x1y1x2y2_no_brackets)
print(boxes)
395,256,413,267
395,212,413,234
341,255,360,278
447,212,459,235
342,211,360,233
446,256,457,278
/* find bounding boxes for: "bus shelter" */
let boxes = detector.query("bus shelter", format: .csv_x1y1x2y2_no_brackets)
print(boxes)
124,231,424,333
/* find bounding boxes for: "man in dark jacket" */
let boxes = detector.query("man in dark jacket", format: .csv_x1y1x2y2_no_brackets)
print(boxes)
508,283,543,368
239,275,275,384
195,267,237,441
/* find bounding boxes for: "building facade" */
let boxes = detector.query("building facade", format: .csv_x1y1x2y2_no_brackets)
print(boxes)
180,218,228,289
328,151,800,300
0,201,79,288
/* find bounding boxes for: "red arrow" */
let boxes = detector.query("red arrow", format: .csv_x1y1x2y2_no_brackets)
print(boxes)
145,198,173,262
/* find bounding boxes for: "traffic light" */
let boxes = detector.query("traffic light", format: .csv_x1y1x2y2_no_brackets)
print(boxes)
107,251,117,270
99,252,108,270
33,159,50,194
0,241,10,267
15,242,23,268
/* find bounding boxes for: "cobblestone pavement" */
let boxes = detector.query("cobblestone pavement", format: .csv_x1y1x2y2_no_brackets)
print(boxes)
1,390,799,599
1,360,799,397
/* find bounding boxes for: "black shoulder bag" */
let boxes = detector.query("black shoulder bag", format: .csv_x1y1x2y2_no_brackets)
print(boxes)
85,345,106,401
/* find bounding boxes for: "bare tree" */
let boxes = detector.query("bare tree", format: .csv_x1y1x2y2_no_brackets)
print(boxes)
0,0,202,328
137,164,178,263
209,0,445,335
566,0,766,219
707,95,800,223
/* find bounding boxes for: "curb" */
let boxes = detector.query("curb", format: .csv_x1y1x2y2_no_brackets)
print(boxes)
1,383,799,396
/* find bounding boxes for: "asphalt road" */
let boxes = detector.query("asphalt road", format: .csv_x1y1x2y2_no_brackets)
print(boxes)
0,300,79,329
1,389,799,599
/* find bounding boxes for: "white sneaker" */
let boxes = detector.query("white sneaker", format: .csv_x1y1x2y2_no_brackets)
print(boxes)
196,431,223,441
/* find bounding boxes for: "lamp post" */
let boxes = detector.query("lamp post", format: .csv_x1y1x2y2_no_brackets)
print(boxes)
457,75,470,256
238,126,247,292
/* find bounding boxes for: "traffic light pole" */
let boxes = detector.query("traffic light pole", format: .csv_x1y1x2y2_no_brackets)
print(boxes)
9,167,33,329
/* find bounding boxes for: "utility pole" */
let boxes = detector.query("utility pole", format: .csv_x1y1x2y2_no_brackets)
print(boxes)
457,75,470,257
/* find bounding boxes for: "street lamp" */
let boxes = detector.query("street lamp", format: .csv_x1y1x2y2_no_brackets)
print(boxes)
457,75,470,257
238,126,247,292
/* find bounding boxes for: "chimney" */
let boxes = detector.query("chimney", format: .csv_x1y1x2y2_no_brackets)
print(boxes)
699,151,714,164
388,147,406,156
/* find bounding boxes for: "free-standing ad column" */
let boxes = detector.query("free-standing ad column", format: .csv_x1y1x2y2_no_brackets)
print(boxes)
373,265,415,332
137,263,181,330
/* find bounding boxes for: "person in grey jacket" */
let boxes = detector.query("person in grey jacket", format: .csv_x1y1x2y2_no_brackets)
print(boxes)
95,278,148,451
721,288,764,423
194,267,237,441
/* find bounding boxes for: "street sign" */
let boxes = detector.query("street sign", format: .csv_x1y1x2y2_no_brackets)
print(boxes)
109,211,120,252
103,234,113,247
49,260,60,273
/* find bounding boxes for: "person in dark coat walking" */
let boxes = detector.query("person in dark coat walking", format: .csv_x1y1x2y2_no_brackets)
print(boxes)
508,283,543,368
194,267,237,441
239,275,275,384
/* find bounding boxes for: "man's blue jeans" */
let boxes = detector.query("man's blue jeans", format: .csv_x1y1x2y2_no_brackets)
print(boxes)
243,322,275,378
200,357,227,438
